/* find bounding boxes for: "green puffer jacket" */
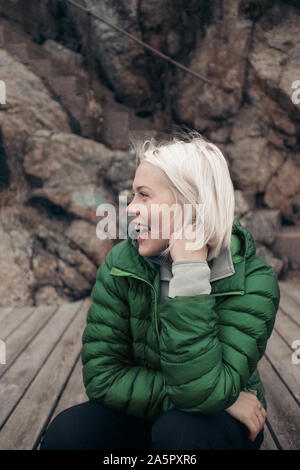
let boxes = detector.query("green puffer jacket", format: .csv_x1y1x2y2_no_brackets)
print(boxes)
81,218,280,423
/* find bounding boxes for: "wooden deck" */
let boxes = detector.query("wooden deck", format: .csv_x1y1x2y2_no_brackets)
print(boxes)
0,281,299,450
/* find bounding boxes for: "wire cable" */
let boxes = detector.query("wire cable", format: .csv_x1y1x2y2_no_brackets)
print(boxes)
64,0,219,87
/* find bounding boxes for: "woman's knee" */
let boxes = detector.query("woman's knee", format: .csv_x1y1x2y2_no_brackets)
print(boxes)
151,409,211,450
151,409,249,450
39,401,109,450
39,407,76,450
39,400,151,450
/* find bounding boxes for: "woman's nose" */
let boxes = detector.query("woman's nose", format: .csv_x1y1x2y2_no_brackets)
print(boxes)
125,201,131,214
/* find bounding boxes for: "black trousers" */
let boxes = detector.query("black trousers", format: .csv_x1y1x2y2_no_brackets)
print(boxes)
39,400,264,450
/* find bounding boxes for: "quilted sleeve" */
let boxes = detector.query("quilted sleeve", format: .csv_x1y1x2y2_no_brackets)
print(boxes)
158,258,280,414
81,249,170,423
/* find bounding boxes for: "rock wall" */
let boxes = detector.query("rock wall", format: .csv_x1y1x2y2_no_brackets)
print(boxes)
0,0,299,306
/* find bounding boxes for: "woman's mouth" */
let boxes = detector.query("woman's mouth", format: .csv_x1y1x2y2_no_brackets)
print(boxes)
136,225,151,243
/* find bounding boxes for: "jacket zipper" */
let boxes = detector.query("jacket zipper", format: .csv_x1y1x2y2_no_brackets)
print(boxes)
109,266,160,340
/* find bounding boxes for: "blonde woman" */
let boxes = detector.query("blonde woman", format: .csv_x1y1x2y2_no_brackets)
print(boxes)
39,130,280,450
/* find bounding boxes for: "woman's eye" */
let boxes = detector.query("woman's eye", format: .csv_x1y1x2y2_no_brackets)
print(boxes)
131,192,148,199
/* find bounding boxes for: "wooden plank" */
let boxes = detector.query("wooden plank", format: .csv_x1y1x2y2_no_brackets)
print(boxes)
274,307,300,349
265,329,300,402
279,281,300,307
0,307,13,322
0,304,59,380
0,297,91,450
46,355,87,426
36,354,89,449
0,306,35,340
277,288,300,328
260,421,278,450
0,300,84,432
258,356,300,450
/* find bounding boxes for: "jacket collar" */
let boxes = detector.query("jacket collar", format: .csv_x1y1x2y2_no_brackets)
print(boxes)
111,218,256,297
147,243,236,283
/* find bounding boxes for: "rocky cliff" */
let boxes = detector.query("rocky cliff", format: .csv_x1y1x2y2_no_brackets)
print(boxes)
0,0,299,306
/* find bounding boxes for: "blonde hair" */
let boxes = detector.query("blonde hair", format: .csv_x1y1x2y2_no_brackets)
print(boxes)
129,129,235,262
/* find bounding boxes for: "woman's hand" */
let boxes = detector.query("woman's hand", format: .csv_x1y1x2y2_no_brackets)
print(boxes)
225,391,267,442
169,223,208,262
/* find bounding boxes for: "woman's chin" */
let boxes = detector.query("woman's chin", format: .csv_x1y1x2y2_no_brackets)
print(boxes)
138,241,154,256
137,239,167,257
